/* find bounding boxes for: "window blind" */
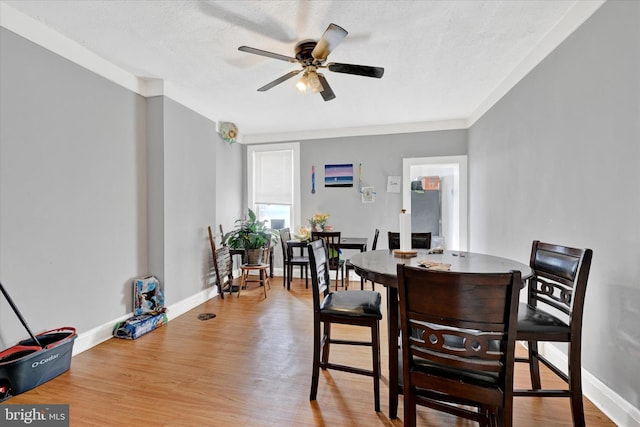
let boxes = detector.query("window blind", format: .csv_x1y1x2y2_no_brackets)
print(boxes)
253,149,293,205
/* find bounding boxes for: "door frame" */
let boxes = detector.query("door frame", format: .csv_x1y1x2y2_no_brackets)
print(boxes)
402,155,468,251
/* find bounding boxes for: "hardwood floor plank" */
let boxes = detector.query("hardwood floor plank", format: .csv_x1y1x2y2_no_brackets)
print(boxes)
2,278,615,426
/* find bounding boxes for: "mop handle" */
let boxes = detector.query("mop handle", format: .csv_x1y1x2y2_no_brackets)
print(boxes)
0,282,42,347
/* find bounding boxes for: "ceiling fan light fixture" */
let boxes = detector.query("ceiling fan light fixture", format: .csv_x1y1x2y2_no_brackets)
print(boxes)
296,73,308,93
307,70,323,93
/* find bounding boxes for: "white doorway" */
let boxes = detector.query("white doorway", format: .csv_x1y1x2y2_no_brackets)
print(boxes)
402,156,468,251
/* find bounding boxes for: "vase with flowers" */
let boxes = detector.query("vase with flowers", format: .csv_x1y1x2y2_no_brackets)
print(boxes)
308,213,330,232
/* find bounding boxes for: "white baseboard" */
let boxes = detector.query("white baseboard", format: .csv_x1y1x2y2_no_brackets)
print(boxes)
72,286,219,356
532,342,640,427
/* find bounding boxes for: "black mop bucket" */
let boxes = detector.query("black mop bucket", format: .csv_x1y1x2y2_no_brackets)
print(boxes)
0,282,76,401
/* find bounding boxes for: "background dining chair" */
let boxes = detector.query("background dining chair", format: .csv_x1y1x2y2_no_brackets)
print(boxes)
238,245,271,298
397,264,521,427
311,231,345,290
307,239,382,412
387,232,431,250
279,228,309,290
514,240,593,427
345,228,379,290
208,225,233,298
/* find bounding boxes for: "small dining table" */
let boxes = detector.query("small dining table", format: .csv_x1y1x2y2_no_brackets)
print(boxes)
348,249,533,419
287,236,368,253
338,237,368,252
286,236,368,285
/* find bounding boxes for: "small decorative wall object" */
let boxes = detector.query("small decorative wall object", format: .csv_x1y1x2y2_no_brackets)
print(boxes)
311,165,316,194
361,186,376,203
218,121,238,144
325,163,353,187
387,175,401,193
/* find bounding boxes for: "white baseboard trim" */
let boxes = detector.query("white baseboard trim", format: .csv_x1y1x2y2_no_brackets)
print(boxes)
531,342,640,427
71,312,132,356
72,286,220,356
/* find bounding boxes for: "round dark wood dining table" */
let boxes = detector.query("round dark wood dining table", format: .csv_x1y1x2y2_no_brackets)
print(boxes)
348,249,533,419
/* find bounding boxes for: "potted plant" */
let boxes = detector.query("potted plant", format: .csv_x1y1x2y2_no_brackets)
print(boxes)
223,209,279,265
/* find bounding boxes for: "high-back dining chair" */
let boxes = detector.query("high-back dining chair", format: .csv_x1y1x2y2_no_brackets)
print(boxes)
307,239,382,412
388,232,431,250
311,231,344,290
345,228,379,290
397,264,521,426
514,240,593,427
208,225,233,298
279,228,309,290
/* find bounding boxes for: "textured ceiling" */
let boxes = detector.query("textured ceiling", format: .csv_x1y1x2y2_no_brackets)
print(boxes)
1,1,603,143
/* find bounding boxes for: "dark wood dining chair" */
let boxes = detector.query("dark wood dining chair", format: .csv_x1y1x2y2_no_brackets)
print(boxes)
397,264,521,427
345,228,379,290
514,240,593,427
279,228,309,290
208,225,233,298
311,231,345,290
387,232,431,250
307,239,382,412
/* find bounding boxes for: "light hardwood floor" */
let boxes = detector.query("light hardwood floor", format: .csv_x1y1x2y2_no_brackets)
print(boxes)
4,277,615,426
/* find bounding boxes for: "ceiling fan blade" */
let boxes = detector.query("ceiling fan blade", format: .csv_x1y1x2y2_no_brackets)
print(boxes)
238,46,298,63
327,62,384,78
317,74,336,101
312,23,348,61
257,70,302,92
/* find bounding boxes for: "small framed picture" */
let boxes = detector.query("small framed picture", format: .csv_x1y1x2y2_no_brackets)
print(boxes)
362,187,375,203
387,176,401,193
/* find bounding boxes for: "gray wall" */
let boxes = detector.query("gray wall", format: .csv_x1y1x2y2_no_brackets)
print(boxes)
0,28,147,345
468,0,639,410
282,130,466,250
151,96,221,303
0,28,242,346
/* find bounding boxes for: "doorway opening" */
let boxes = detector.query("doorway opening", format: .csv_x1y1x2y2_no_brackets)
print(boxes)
402,156,468,251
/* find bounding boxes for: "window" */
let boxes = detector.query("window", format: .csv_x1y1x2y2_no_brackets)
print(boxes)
247,143,300,231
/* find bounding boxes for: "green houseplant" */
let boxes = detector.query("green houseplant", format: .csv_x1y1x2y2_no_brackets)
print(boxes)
223,209,278,265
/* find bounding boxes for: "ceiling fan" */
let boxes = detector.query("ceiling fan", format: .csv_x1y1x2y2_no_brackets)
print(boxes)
238,23,384,101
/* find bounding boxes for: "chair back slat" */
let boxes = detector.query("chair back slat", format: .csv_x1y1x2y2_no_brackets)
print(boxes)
388,232,431,250
527,241,593,319
279,228,292,261
311,231,341,269
308,239,331,301
397,265,520,408
371,228,380,251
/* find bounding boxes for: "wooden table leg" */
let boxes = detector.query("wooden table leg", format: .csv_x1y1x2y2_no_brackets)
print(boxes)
388,286,399,419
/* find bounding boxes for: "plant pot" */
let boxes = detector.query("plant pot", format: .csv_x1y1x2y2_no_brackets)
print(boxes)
244,248,263,266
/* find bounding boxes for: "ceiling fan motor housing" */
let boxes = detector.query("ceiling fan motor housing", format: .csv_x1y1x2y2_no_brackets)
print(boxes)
295,40,319,65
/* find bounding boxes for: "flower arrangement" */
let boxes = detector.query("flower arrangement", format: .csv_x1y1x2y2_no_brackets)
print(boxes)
308,213,330,231
295,226,311,241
